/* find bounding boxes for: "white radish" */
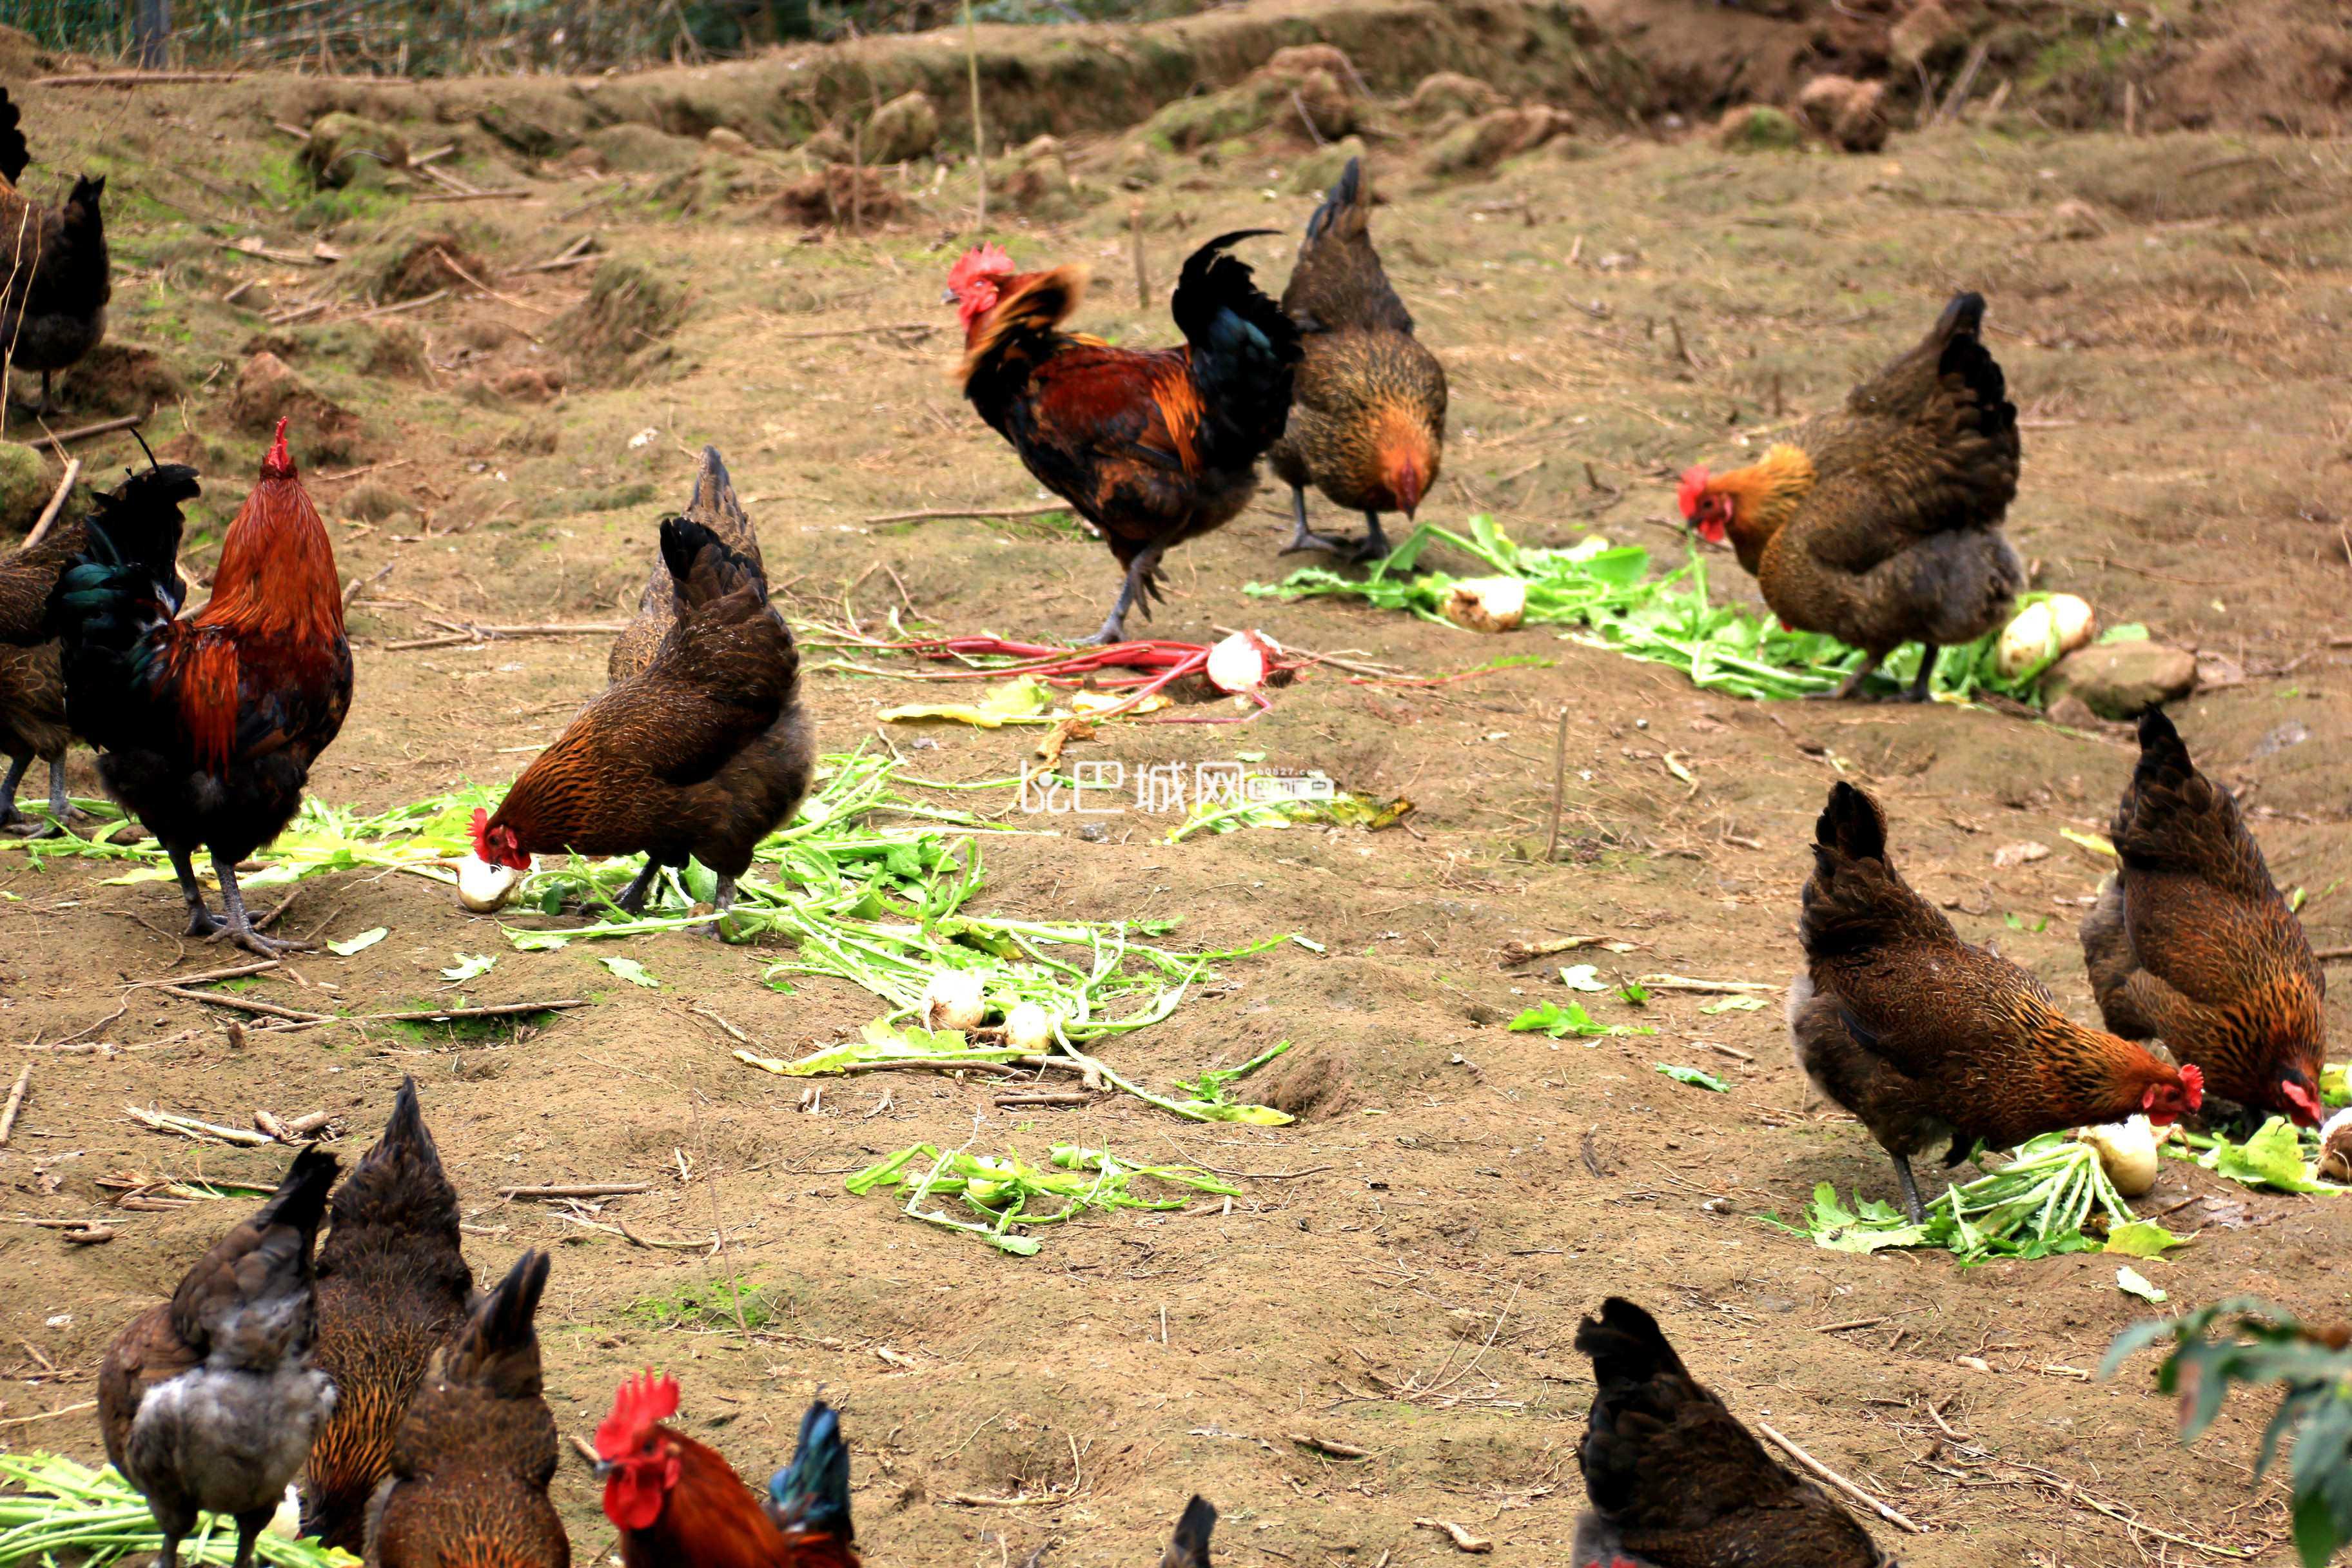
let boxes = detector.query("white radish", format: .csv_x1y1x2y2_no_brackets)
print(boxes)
1442,576,1526,633
923,970,988,1032
456,854,522,914
1997,593,2097,678
2075,1115,2162,1197
1206,631,1274,694
1004,1001,1059,1052
2319,1106,2352,1184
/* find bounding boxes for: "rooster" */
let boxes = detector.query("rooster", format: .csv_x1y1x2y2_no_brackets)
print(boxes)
1573,1297,1894,1568
99,1146,340,1568
50,422,349,955
596,1371,856,1568
1792,781,2202,1222
2082,710,2326,1130
469,496,812,930
304,1077,476,1553
1267,157,1445,561
948,231,1301,644
0,86,110,416
1679,293,2021,701
369,1250,569,1568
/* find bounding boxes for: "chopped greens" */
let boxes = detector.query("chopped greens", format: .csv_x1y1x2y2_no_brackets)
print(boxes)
845,1142,1240,1255
0,1453,355,1566
1249,514,2066,705
1654,1063,1730,1092
1507,1001,1655,1039
2168,1118,2346,1195
1774,1132,2190,1264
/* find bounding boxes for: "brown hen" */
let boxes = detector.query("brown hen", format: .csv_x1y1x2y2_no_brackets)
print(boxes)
1573,1297,1894,1568
99,1146,340,1568
0,509,85,645
475,500,812,928
0,640,70,833
2082,710,2326,1130
369,1250,570,1568
1680,294,2021,701
1266,157,1445,562
304,1077,475,1554
1792,781,2201,1221
0,86,108,416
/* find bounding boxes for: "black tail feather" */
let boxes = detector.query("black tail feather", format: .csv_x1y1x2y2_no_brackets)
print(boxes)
259,1144,342,1244
446,1249,551,1398
1575,1297,1687,1398
660,512,765,607
1304,157,1365,246
1161,1496,1217,1568
1814,781,1889,866
1169,231,1300,455
1931,291,2014,439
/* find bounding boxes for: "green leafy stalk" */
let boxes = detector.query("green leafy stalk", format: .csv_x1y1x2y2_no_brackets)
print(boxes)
846,1142,1242,1255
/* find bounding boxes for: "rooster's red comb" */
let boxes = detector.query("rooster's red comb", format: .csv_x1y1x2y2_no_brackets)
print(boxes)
261,418,295,481
2179,1063,2204,1110
1676,466,1710,520
947,241,1014,297
595,1369,680,1460
469,807,491,861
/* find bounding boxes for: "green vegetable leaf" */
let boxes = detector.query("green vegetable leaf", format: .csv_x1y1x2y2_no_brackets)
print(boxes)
597,955,660,989
2104,1220,2190,1258
2206,1117,2332,1193
2324,1063,2348,1108
327,927,387,956
1654,1063,1729,1092
2115,1265,2168,1304
440,952,495,982
1508,1001,1656,1039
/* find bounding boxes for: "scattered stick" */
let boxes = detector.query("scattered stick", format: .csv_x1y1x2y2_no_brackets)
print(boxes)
1414,1520,1493,1554
314,458,416,486
499,1182,652,1200
1935,37,1992,126
2310,945,2352,962
1543,707,1569,862
772,322,936,342
1130,201,1150,309
1752,1421,1923,1534
865,503,1067,525
519,235,598,273
342,560,394,609
413,190,529,203
0,1400,99,1427
353,1000,585,1024
0,1065,28,1145
992,1090,1092,1108
125,1104,276,1146
1289,1432,1369,1459
22,458,81,549
217,238,328,268
25,412,144,454
1816,1317,1888,1334
153,985,330,1023
963,0,987,232
1692,1040,1754,1063
1636,973,1781,995
432,247,552,316
35,71,240,85
342,289,448,322
127,960,278,990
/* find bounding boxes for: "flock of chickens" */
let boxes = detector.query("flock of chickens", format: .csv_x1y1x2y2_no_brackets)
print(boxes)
0,66,2336,1568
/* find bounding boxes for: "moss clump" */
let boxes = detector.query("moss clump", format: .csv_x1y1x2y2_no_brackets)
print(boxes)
556,259,688,387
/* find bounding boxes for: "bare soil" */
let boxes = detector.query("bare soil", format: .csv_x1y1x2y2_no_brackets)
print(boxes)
4,7,2351,1565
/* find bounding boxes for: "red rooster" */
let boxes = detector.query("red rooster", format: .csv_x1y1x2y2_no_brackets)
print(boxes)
50,420,351,955
948,231,1301,644
594,1371,856,1568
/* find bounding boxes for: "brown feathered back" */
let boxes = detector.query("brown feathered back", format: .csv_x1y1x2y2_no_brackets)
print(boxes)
1573,1297,1892,1568
1792,782,2196,1160
2082,710,2326,1123
0,513,85,645
370,1250,569,1568
305,1078,475,1553
1268,158,1446,522
610,446,763,683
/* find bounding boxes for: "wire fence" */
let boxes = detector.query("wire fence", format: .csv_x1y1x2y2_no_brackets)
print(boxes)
0,0,1199,74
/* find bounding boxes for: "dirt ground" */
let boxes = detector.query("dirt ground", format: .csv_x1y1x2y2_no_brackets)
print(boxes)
3,13,2351,1567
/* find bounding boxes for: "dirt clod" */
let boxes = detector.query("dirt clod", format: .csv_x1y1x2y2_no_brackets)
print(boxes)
555,259,688,386
226,351,363,464
865,92,940,164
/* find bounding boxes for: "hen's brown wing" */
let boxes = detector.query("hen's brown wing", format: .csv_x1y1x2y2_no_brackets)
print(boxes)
1280,157,1413,337
610,447,763,684
0,514,84,645
99,1302,199,1477
1785,293,2019,574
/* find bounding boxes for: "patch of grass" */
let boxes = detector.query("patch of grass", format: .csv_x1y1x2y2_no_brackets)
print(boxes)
625,1275,776,1332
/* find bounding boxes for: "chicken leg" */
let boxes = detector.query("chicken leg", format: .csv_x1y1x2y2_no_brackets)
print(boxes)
1081,545,1166,647
1891,1153,1928,1226
707,874,738,941
212,850,311,957
1280,488,1393,562
613,861,662,916
1899,643,1939,704
0,752,26,832
8,758,75,840
170,847,222,938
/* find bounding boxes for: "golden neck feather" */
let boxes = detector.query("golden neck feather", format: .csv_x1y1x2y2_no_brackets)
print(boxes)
1715,442,1816,544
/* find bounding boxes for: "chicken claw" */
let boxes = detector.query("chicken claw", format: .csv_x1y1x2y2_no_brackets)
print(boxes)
211,852,314,957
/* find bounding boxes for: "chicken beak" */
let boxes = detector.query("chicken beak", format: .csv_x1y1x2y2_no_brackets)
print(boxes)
940,286,960,306
591,1458,617,1483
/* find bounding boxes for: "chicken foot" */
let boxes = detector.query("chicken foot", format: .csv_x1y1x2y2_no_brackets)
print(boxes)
707,874,738,940
1081,545,1167,646
1891,1153,1928,1226
211,851,311,957
1814,646,1939,703
1,758,78,839
1279,488,1393,562
170,846,223,939
613,861,663,916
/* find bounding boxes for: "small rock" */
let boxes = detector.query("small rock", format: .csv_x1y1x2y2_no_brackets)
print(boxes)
2044,641,2198,720
704,126,756,157
1716,104,1802,153
1993,841,2050,868
227,351,363,464
2046,198,2106,240
1424,106,1571,178
1890,0,1963,69
864,91,939,164
586,122,702,175
2250,720,2310,760
0,443,50,533
1408,71,1504,123
303,112,407,190
493,366,565,404
1794,74,1887,153
1287,135,1367,195
1259,44,1358,89
340,480,407,523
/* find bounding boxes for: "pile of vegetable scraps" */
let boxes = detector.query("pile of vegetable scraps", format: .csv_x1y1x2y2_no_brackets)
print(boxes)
0,1454,353,1567
846,1142,1239,1255
1250,514,2148,705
